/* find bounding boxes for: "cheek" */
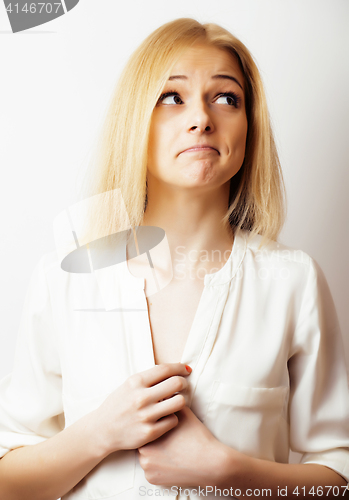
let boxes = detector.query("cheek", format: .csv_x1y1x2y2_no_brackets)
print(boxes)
148,123,166,160
148,123,177,175
228,119,248,156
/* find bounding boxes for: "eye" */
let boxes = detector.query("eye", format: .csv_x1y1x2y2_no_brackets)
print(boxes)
215,92,240,108
157,91,183,105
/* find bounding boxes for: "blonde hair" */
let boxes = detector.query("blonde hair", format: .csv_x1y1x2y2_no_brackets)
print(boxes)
81,18,286,247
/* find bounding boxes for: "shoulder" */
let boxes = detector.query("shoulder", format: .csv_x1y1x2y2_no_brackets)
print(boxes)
32,250,77,297
34,250,64,285
238,231,339,333
236,229,321,290
40,249,61,271
241,229,313,267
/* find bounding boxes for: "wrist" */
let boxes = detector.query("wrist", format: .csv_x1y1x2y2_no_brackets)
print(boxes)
213,443,250,489
80,409,115,461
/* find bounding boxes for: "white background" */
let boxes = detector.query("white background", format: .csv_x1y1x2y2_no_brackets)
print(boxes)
0,0,348,386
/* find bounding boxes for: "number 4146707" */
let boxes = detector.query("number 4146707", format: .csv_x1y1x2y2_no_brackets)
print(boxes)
6,3,63,14
292,486,348,496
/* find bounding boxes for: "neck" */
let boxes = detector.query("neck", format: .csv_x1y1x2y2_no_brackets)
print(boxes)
142,176,234,277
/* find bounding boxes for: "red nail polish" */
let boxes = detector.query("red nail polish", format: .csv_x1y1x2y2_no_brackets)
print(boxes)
185,365,192,373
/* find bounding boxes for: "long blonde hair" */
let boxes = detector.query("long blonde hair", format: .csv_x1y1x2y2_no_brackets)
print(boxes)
81,18,286,247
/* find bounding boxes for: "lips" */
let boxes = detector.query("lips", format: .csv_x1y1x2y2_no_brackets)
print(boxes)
180,144,220,155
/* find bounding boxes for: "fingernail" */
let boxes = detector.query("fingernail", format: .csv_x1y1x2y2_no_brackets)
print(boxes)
185,365,192,373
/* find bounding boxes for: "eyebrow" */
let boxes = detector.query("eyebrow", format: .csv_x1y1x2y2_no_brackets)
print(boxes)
168,74,244,91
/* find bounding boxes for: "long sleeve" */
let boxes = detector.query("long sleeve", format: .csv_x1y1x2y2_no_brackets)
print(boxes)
288,257,349,481
0,255,64,458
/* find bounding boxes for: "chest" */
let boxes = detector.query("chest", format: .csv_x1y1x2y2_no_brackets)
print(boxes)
146,278,205,364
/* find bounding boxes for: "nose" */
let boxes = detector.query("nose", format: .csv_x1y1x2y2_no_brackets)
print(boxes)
187,98,214,134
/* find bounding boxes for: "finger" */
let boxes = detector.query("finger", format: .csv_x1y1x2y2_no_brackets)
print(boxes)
147,375,189,403
150,413,179,441
150,393,187,421
138,363,192,388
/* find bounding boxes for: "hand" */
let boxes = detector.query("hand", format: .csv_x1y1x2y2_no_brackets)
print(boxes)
92,363,191,456
138,405,227,488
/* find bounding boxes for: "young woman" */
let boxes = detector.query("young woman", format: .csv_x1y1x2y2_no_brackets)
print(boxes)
0,18,348,500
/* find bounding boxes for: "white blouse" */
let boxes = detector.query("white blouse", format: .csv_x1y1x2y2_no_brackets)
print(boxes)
0,228,349,500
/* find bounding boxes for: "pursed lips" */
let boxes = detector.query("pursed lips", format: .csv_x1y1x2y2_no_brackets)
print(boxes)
180,145,220,155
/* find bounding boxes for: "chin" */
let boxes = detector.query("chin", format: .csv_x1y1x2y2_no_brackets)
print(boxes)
181,163,216,183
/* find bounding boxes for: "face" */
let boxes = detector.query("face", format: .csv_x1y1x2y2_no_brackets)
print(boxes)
147,43,248,193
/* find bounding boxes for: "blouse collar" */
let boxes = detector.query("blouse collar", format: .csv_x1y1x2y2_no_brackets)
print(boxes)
121,226,248,289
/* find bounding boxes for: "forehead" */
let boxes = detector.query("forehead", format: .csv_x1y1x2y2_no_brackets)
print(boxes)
169,43,244,85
